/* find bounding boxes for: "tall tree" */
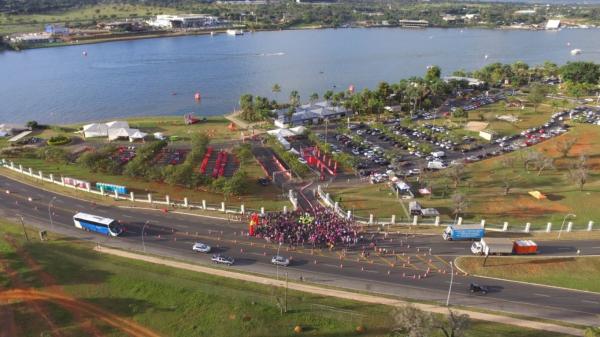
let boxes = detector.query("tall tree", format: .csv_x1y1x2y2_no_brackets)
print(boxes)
560,61,600,84
527,83,548,113
289,90,300,107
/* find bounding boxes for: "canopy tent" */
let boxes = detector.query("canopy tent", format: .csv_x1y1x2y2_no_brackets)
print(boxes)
129,130,148,142
267,128,295,138
82,123,108,138
0,130,7,137
106,121,130,130
289,126,306,135
108,128,138,141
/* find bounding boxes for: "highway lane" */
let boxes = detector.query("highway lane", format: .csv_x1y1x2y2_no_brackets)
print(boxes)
1,174,600,326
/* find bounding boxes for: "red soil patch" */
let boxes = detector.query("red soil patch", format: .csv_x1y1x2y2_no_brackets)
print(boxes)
478,195,570,219
0,289,163,337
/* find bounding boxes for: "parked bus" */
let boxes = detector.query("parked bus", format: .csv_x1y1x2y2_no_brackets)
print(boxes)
73,212,122,236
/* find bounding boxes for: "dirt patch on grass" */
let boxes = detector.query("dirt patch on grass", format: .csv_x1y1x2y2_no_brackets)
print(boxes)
0,289,163,337
478,195,571,219
568,129,597,157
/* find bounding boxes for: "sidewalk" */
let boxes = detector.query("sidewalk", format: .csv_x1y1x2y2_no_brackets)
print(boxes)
95,246,583,337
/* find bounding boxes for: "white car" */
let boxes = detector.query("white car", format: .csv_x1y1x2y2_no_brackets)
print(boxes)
271,255,290,267
298,157,307,164
211,254,234,265
192,242,211,253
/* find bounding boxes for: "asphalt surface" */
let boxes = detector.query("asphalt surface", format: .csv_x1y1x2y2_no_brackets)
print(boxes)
1,174,600,326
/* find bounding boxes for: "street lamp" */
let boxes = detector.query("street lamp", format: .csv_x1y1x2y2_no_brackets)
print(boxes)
558,213,576,240
48,196,57,230
142,221,150,253
446,261,454,307
276,241,282,280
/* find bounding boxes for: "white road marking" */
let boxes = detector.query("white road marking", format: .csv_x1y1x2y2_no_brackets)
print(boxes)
445,281,463,285
123,214,134,219
533,293,550,297
557,247,571,250
54,199,65,204
581,300,600,304
590,247,600,249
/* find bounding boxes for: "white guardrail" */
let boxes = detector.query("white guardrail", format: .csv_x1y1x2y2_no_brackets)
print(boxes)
315,184,597,233
0,159,298,216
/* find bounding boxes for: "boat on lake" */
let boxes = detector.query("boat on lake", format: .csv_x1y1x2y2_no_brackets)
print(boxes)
571,48,582,55
226,29,243,36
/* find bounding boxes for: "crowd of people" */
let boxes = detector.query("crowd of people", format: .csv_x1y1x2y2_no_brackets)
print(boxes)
253,206,358,247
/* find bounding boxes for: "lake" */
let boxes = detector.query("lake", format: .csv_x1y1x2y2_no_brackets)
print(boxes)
1,27,599,124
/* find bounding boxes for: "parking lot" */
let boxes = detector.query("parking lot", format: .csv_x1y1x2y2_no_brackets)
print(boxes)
312,105,582,180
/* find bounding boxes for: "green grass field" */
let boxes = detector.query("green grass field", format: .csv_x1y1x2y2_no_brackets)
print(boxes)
0,4,177,34
457,256,600,293
0,221,576,337
329,124,600,229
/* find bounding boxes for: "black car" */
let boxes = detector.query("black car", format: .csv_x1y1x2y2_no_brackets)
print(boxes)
257,178,270,186
469,283,488,295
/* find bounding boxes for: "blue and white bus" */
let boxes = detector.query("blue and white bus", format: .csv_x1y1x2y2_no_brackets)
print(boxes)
73,212,123,236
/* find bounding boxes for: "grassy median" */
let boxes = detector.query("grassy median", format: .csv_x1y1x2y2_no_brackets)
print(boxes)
457,256,600,293
0,220,578,337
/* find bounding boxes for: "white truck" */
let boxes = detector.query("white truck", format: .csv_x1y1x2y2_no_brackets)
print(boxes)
431,151,445,158
427,161,447,170
471,238,515,256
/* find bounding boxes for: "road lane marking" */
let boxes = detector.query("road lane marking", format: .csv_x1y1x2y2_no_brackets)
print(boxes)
533,293,550,297
581,300,599,304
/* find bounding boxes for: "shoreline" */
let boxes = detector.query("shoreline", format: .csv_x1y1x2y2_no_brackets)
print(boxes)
5,24,599,52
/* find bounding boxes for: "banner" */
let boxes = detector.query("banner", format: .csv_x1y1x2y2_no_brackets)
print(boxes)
63,177,90,190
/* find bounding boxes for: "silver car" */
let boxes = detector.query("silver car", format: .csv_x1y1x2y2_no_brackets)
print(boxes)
211,254,234,265
271,255,290,267
192,242,211,253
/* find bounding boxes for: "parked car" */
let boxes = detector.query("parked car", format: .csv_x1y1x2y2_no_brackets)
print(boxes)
271,255,290,266
298,157,308,164
211,254,234,266
192,242,212,253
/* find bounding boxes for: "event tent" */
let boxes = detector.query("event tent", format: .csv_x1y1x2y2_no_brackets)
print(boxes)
83,123,109,138
106,121,130,129
128,130,148,142
108,128,137,141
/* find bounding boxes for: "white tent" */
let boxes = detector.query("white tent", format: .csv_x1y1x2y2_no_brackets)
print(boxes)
289,126,306,135
106,121,130,130
267,128,295,138
82,123,108,138
129,130,148,142
108,127,136,141
0,130,7,137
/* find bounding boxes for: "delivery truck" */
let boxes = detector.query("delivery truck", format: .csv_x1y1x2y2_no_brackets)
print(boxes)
442,224,485,241
471,238,538,255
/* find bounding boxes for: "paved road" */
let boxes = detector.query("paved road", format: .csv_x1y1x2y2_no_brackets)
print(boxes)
1,174,600,326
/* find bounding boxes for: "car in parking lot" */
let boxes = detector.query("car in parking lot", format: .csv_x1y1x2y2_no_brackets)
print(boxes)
192,242,212,253
271,255,290,266
298,157,308,164
211,254,235,266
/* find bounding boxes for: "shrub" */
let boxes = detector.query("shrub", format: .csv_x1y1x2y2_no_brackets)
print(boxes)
47,135,71,146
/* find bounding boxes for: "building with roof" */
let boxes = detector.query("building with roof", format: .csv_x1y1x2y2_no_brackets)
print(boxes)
545,19,561,30
9,32,54,44
443,76,485,87
274,101,348,128
147,14,220,29
0,123,28,136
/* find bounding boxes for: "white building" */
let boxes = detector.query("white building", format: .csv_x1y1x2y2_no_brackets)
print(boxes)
9,32,54,44
147,14,220,29
545,19,561,30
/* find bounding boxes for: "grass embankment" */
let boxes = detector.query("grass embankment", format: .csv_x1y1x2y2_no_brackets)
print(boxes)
0,116,289,211
330,124,600,229
0,220,577,337
457,256,600,293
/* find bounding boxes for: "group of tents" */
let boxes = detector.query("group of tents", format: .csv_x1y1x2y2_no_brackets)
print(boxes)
82,121,148,142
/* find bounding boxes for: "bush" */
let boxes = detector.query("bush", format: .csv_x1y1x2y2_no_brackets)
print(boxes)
47,135,71,146
37,147,68,164
26,120,39,129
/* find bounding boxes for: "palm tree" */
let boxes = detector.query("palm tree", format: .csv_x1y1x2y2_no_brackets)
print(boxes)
289,90,300,107
309,92,319,104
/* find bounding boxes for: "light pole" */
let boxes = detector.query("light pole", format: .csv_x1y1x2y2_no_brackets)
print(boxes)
446,261,454,307
48,196,56,230
276,242,282,280
142,221,150,253
18,215,29,242
558,213,576,240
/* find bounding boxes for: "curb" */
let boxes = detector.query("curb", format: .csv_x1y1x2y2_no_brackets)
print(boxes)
116,205,243,222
